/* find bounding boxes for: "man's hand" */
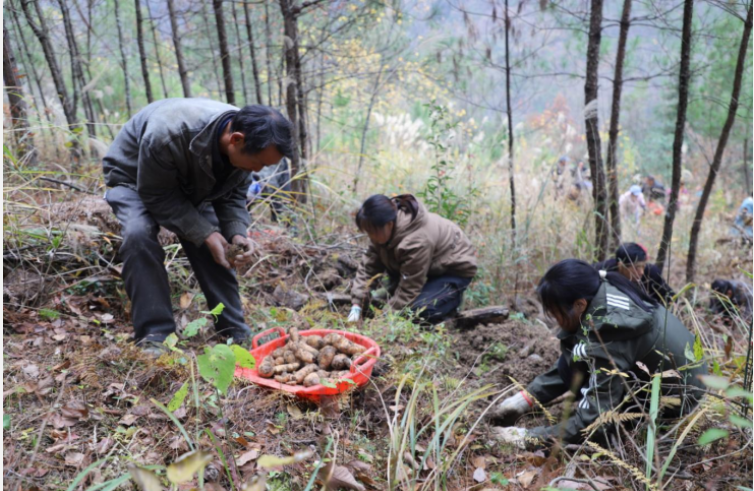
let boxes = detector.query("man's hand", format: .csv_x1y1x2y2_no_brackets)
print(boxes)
228,235,256,268
205,232,231,268
486,391,533,422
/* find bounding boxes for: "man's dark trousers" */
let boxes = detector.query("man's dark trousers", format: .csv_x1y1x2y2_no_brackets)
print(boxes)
106,186,248,342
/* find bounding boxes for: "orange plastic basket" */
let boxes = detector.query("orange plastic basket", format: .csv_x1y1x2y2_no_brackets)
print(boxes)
235,327,381,403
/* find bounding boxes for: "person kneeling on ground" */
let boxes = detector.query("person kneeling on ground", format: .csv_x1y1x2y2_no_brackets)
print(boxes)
710,279,753,324
593,242,675,304
103,99,293,354
486,259,706,449
348,194,477,325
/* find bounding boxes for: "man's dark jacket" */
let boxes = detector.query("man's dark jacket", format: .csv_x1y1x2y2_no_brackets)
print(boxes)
103,98,251,247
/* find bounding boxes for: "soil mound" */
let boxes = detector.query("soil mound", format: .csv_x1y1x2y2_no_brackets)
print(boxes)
452,318,560,386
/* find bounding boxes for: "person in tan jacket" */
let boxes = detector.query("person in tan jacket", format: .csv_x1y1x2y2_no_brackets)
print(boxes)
348,194,478,324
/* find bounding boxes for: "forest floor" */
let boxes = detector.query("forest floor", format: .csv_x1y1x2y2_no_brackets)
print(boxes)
3,184,753,491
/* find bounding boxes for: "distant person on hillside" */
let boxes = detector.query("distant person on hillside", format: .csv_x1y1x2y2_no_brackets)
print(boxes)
102,99,293,355
643,175,666,216
347,194,477,325
551,156,570,196
619,185,646,230
593,243,675,304
246,158,294,223
731,196,753,239
710,279,753,323
486,259,706,449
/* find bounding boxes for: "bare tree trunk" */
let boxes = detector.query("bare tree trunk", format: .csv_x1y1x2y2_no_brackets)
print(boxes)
231,0,248,102
606,0,631,247
265,1,273,105
278,44,285,107
213,0,235,105
316,51,324,153
244,0,264,104
656,0,694,272
167,0,191,97
279,0,308,201
745,131,752,196
3,23,33,157
9,4,51,126
584,0,608,261
505,0,516,245
114,0,132,117
135,0,153,103
146,0,169,99
21,0,80,153
202,1,223,98
686,4,752,282
353,68,383,193
58,0,97,138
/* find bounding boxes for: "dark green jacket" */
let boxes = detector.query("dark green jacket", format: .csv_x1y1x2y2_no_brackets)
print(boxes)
527,279,706,444
103,98,251,247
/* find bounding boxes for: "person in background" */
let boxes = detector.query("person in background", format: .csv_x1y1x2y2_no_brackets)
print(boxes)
642,175,667,203
710,279,753,324
246,158,294,223
102,99,293,354
347,194,477,325
731,196,753,239
619,185,646,230
552,156,571,196
487,259,706,449
593,243,675,304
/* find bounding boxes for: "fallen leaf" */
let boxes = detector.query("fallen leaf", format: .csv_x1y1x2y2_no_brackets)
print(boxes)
99,313,114,324
119,414,138,426
172,406,187,419
237,449,260,466
65,452,86,468
635,361,650,375
240,474,266,491
180,293,194,310
129,464,163,491
166,449,213,484
472,455,487,469
257,450,313,469
61,400,89,421
518,469,537,488
22,364,39,379
95,437,114,454
287,404,304,420
474,467,487,483
321,463,365,491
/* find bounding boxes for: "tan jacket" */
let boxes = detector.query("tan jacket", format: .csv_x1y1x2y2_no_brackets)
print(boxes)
350,195,477,310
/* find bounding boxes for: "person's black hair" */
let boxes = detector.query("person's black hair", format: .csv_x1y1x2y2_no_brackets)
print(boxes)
537,259,657,320
231,105,293,158
711,279,732,294
355,194,419,233
615,243,647,265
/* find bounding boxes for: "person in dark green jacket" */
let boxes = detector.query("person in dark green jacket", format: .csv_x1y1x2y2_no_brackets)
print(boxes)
487,259,706,448
103,99,293,353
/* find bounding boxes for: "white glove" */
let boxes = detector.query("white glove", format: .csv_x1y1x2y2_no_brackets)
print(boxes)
347,305,362,323
491,426,528,449
487,391,532,421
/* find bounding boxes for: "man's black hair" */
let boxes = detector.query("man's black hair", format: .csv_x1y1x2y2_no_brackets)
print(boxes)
711,279,732,294
615,243,648,265
537,259,657,321
231,105,293,158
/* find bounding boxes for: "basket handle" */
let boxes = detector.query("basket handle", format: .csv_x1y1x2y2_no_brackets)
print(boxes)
350,346,377,374
252,326,286,349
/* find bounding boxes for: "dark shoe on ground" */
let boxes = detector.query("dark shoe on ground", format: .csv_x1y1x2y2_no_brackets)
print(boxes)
138,340,170,358
218,325,253,345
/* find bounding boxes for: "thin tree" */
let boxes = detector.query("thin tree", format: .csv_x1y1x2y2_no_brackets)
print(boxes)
504,0,516,245
57,0,97,137
167,0,191,97
686,4,752,282
231,0,249,102
353,67,384,193
244,0,264,104
135,0,153,103
264,0,273,105
584,0,609,260
606,0,632,246
145,0,169,98
9,4,52,127
21,0,80,144
202,1,223,98
3,23,33,156
213,0,235,105
114,0,132,116
655,0,693,272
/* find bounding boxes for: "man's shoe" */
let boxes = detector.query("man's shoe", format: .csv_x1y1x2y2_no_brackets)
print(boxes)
219,325,252,344
138,340,169,358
